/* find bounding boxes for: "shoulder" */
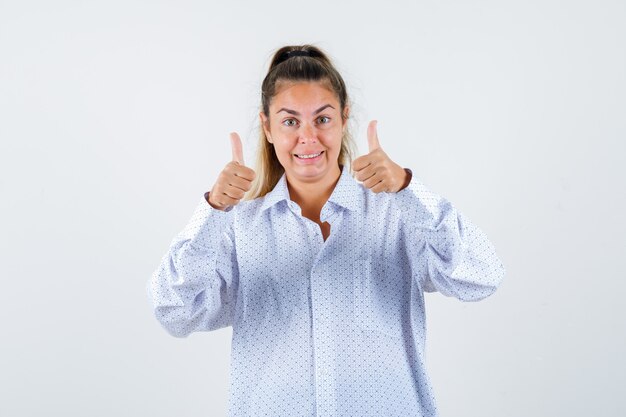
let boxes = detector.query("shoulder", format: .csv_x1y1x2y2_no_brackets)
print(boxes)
356,184,404,226
230,197,263,217
228,196,273,228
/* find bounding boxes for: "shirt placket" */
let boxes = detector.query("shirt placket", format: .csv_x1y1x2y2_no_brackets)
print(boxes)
288,201,340,417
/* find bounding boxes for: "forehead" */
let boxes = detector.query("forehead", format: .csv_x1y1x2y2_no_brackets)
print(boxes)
270,81,339,110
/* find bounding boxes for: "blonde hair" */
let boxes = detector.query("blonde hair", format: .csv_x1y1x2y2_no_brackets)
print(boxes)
245,44,357,201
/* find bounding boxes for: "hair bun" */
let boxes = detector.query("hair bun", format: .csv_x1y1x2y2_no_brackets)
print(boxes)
285,50,312,59
275,48,319,65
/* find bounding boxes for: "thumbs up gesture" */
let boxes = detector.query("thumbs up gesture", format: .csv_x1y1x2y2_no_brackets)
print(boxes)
352,120,411,193
206,132,256,210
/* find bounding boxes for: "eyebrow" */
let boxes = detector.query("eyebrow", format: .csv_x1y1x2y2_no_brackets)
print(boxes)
276,104,335,116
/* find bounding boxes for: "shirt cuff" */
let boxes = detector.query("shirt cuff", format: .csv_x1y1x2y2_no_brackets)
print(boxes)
394,169,451,227
178,193,234,247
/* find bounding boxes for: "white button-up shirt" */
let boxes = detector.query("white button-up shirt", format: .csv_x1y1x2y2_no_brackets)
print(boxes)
147,164,506,417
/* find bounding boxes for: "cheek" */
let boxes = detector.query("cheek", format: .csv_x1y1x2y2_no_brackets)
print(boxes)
273,139,296,157
324,132,343,151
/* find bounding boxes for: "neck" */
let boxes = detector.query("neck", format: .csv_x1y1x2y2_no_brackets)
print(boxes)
286,164,342,220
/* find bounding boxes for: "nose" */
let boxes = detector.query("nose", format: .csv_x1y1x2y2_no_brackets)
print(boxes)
299,122,317,144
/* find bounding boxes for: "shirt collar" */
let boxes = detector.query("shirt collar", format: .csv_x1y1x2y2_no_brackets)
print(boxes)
260,164,364,212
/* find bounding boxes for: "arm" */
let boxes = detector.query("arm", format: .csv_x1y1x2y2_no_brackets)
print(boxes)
146,193,239,337
396,170,506,301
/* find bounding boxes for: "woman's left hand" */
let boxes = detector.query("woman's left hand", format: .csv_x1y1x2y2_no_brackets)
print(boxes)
352,120,411,193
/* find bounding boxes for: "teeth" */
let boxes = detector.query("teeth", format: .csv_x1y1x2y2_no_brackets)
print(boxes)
296,152,322,159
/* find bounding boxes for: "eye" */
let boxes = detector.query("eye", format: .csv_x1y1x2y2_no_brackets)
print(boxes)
282,118,298,127
318,116,330,124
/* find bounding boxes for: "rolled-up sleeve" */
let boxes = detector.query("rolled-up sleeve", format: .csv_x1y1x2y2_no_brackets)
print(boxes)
396,170,506,301
146,194,239,337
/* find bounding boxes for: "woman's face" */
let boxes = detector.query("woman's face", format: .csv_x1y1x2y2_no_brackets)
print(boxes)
260,81,348,185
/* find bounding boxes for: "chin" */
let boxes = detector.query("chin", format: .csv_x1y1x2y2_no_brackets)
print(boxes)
291,166,326,179
291,161,340,181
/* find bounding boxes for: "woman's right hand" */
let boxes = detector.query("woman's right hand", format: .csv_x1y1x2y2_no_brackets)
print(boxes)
206,132,256,211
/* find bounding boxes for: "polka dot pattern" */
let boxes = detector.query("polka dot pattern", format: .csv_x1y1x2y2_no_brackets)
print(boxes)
147,165,506,416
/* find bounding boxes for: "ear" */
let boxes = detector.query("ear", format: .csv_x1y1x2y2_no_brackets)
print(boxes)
259,111,272,142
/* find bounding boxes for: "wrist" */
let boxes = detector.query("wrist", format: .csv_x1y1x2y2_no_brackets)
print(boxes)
399,168,412,191
205,191,227,211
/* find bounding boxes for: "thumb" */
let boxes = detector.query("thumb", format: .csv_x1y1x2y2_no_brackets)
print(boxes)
367,120,381,152
230,132,244,165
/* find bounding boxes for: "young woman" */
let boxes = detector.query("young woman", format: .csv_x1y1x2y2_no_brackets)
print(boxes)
147,44,506,417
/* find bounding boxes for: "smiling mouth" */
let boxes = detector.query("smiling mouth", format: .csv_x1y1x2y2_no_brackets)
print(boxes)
294,151,324,159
